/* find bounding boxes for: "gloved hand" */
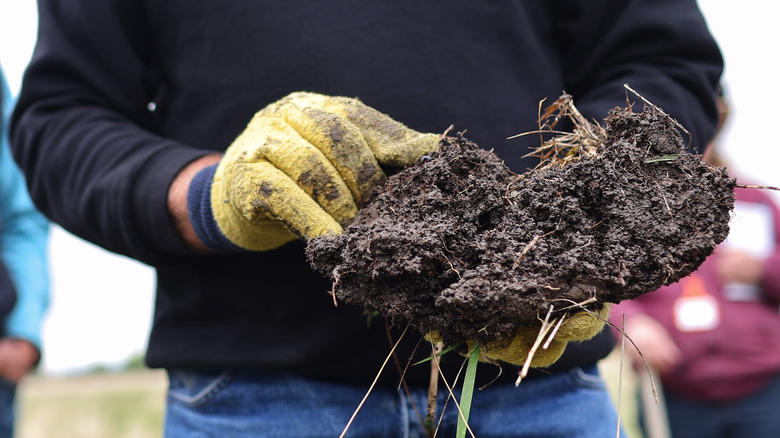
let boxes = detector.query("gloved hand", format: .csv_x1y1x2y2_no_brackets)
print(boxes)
187,92,440,252
479,304,611,367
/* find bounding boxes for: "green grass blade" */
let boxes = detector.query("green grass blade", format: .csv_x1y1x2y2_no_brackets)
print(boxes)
457,344,480,438
644,154,678,164
413,343,462,366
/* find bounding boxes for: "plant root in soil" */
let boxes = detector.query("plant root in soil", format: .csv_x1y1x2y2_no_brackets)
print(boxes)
306,94,736,351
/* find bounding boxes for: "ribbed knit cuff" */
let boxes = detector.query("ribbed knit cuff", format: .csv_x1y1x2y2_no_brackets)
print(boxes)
187,164,247,254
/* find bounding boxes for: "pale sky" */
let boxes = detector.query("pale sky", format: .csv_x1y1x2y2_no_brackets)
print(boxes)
0,0,778,374
1,0,155,374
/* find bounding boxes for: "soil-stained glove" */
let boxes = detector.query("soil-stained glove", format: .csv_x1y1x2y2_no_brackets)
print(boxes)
187,92,439,252
480,304,611,367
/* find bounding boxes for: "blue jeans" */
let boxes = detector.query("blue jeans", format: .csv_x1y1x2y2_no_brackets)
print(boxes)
0,378,15,438
661,371,780,438
165,363,624,437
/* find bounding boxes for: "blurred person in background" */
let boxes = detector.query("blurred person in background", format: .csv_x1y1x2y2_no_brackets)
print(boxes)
0,66,50,437
611,93,780,438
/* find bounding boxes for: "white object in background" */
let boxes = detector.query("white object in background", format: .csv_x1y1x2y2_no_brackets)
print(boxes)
722,201,774,301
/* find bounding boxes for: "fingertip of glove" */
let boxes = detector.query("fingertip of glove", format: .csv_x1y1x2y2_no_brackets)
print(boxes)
555,304,612,341
480,335,567,368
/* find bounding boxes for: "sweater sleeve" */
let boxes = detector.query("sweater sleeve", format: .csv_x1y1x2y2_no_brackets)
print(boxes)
554,0,723,153
10,0,208,265
1,71,50,349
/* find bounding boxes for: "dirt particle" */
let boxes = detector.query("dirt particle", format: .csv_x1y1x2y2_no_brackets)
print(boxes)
357,163,383,189
297,160,342,202
257,182,274,198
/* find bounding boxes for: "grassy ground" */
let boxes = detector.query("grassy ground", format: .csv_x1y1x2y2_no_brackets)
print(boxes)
16,369,167,438
12,354,642,438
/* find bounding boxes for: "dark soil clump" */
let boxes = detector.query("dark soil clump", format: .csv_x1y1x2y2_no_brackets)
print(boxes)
306,103,736,348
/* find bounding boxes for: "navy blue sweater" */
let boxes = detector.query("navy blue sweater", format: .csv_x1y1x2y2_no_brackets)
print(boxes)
11,1,722,385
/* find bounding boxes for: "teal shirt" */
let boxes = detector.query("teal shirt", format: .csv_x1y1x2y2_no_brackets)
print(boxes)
0,70,49,350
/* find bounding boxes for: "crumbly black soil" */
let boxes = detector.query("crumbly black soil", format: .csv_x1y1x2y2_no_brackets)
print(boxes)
306,106,735,348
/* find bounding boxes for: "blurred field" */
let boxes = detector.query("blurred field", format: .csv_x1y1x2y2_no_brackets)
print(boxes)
16,369,167,438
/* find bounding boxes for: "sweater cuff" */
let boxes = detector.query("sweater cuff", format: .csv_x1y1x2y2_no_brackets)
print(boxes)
187,165,247,254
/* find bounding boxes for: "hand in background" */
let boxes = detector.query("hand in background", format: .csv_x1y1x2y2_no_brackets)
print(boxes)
716,249,763,285
625,314,682,374
0,338,40,383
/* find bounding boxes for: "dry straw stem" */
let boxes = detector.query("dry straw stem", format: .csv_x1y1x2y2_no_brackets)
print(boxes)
513,294,661,413
562,299,661,405
423,336,482,438
513,229,556,268
508,94,606,170
616,314,626,438
426,341,443,436
623,84,691,147
737,183,780,192
510,83,696,171
431,350,464,437
516,305,558,386
433,349,477,438
514,297,602,386
339,325,410,438
388,324,427,430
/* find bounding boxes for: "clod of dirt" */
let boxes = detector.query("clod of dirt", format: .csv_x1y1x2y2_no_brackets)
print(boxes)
306,97,735,348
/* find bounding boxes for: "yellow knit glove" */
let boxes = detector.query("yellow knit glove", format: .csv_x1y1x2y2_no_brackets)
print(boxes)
195,92,439,252
480,304,611,367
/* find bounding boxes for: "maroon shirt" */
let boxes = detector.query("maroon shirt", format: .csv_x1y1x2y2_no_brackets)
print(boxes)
614,185,780,402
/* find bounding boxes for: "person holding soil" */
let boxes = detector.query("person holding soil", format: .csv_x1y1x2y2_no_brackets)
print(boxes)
11,1,722,437
0,67,50,438
611,97,780,438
